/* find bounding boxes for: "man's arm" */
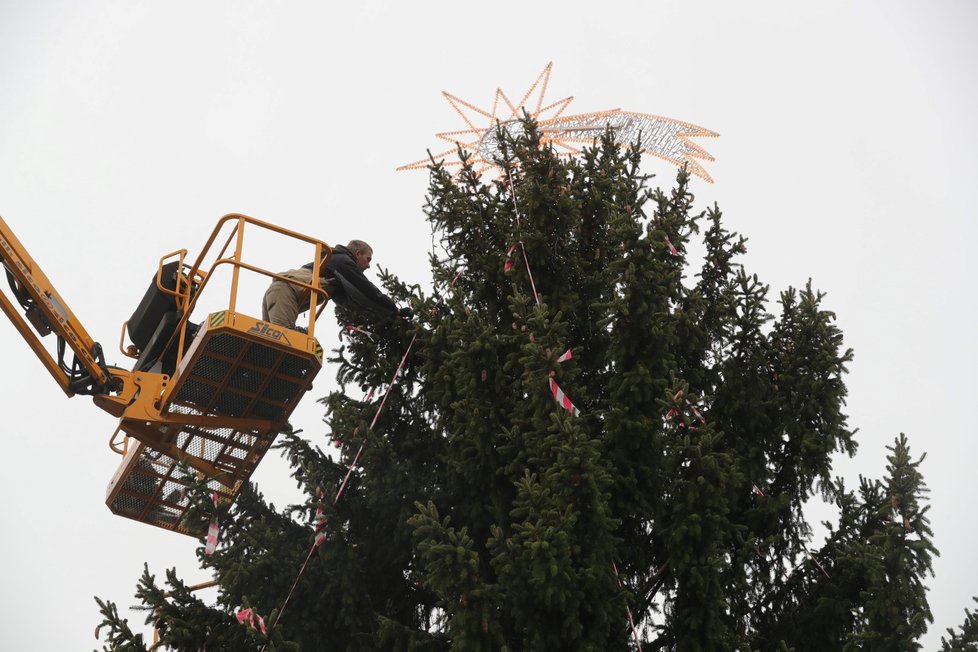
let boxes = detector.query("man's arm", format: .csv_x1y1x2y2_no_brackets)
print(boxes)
330,256,398,318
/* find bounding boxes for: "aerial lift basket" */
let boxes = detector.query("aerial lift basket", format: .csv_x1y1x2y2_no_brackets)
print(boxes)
103,215,329,534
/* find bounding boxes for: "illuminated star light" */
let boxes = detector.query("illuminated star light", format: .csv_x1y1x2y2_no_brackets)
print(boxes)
398,62,719,183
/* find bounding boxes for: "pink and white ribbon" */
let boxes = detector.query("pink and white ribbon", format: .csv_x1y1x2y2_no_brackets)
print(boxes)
504,167,541,305
340,325,374,341
520,241,541,306
313,505,328,549
549,378,580,417
236,607,267,635
751,483,765,497
366,335,416,432
807,552,831,579
611,561,644,652
557,348,572,363
270,336,420,636
335,443,365,503
204,493,219,556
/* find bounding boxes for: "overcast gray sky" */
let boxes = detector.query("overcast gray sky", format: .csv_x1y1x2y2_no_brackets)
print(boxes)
1,1,975,648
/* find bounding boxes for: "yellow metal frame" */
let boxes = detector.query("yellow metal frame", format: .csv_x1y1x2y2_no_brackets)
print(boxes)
2,212,333,535
140,213,332,374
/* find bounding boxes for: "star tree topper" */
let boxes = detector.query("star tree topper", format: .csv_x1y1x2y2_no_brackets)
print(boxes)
398,62,719,182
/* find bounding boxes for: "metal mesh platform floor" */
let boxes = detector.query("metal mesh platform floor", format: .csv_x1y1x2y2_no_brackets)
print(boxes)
107,313,322,534
106,440,226,536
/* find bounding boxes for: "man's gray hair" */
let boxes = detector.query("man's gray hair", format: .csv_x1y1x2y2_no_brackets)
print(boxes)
347,239,372,254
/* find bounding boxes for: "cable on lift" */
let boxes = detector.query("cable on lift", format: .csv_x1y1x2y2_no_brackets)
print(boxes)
56,336,120,395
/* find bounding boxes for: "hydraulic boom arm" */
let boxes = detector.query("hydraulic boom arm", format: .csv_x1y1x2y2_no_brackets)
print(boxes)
0,215,127,397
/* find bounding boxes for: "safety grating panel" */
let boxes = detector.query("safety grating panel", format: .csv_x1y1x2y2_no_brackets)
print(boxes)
280,354,316,380
208,333,246,358
169,328,316,425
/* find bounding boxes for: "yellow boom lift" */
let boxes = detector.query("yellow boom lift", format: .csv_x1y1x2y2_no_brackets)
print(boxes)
0,213,330,535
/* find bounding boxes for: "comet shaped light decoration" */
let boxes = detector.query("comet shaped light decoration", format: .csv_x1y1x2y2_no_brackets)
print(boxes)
398,62,719,182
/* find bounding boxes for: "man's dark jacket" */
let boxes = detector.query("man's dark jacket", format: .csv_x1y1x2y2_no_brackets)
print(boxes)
303,245,397,319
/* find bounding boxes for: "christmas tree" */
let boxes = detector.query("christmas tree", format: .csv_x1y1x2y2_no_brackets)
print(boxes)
95,119,948,650
942,598,978,651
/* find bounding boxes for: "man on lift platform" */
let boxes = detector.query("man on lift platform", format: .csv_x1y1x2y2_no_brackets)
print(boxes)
261,239,412,330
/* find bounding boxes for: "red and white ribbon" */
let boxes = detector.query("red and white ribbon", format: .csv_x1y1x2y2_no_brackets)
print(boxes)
236,607,267,635
665,390,683,421
751,483,765,497
204,492,219,556
665,236,679,256
549,348,580,415
503,245,517,272
549,378,580,417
